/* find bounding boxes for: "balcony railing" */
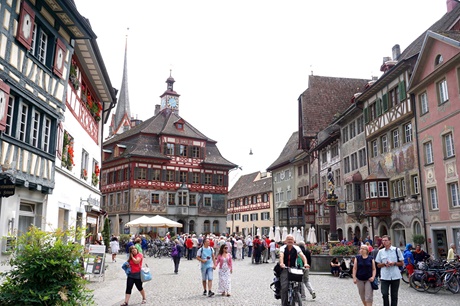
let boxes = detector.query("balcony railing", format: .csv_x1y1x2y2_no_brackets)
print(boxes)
66,84,99,144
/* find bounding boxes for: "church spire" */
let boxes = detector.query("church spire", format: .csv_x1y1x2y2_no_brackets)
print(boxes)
109,32,132,136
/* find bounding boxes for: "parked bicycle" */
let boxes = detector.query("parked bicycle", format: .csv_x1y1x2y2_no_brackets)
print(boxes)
410,259,460,294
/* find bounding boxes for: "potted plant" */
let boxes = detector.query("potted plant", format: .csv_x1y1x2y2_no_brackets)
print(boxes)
61,131,75,170
81,169,88,180
413,234,426,245
92,165,100,187
69,62,79,90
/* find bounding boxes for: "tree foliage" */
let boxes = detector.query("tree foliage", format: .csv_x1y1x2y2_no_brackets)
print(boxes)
102,218,110,252
0,226,94,305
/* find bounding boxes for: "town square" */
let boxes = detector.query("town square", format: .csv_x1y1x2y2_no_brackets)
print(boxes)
1,0,460,305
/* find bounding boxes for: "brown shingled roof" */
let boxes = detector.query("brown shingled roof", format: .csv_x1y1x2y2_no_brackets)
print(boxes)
300,75,369,139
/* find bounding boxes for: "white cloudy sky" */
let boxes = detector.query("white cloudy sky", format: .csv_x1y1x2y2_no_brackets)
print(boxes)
76,0,446,186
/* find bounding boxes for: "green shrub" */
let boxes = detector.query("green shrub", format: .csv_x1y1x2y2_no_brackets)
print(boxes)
330,244,358,255
0,226,94,305
306,244,322,255
102,218,110,252
412,234,425,245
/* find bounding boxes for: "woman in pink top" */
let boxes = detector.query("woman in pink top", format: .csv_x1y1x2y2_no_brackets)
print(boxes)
214,244,233,296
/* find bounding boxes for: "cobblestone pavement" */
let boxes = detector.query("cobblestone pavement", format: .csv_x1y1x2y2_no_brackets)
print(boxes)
88,255,458,306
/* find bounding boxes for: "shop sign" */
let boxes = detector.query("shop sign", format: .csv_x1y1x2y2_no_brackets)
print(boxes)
0,174,15,198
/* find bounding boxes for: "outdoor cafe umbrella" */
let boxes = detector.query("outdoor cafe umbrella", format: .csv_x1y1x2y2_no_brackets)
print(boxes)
274,226,281,242
148,215,183,228
282,227,288,242
125,215,156,227
269,226,275,240
307,227,317,244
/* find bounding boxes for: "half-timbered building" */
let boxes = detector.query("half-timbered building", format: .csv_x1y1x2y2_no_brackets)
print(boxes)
101,75,236,236
0,0,115,249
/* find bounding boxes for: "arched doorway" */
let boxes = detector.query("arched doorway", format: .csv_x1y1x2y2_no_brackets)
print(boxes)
203,220,210,233
212,220,219,234
347,227,353,241
189,220,195,234
392,222,406,248
338,228,344,241
362,226,369,240
177,219,185,234
354,225,361,243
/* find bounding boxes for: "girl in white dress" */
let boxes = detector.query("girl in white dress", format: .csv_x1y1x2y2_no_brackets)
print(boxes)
215,244,233,296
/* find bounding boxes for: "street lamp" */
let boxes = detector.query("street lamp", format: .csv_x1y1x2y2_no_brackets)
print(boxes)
80,198,92,213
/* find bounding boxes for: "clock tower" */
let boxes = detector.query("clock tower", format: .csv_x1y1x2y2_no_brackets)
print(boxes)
160,70,180,114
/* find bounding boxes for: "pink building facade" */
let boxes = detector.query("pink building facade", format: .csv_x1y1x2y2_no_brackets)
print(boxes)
410,30,460,258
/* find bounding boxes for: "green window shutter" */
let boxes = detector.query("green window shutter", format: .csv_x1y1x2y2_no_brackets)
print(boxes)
399,81,406,101
382,94,388,112
364,107,369,123
376,99,382,116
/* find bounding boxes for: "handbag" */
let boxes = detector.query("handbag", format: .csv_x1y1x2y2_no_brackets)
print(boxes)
371,278,379,290
140,264,152,282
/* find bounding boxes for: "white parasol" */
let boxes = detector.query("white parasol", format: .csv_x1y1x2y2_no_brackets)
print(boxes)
275,226,281,242
282,227,288,242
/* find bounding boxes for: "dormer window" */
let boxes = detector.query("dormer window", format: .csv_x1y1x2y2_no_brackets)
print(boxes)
435,54,443,66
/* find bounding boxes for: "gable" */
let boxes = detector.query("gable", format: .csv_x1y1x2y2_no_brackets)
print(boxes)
410,32,460,89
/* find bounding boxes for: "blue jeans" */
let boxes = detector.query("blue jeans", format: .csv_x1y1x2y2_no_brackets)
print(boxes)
248,246,253,257
380,279,400,306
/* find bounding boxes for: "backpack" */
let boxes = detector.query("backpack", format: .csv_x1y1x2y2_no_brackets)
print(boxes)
125,241,134,253
171,246,179,257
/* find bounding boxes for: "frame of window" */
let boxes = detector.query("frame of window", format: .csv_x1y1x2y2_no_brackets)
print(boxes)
419,92,429,115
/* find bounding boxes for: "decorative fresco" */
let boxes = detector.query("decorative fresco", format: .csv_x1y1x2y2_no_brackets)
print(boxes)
131,189,167,213
372,143,416,177
199,194,226,215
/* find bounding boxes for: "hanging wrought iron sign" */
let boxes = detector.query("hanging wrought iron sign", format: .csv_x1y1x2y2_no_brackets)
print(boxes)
0,172,15,198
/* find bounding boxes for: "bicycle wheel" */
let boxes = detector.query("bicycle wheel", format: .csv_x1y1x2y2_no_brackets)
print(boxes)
401,268,409,284
421,277,442,294
293,290,302,306
447,273,459,293
410,274,427,292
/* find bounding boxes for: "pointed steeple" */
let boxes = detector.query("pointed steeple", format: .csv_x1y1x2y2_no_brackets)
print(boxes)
109,33,132,136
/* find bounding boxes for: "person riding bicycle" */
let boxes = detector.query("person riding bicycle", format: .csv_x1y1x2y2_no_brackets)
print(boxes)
279,235,309,306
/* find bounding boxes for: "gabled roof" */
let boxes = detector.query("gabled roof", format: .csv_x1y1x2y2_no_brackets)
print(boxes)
267,131,303,171
409,30,460,90
399,5,460,61
300,75,369,139
103,109,235,168
105,109,211,146
228,172,272,199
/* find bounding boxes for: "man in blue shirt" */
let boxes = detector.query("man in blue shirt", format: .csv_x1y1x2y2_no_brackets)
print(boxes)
375,235,404,306
197,238,216,297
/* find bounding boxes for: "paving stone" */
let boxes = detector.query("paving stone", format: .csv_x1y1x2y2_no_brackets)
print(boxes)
88,255,458,306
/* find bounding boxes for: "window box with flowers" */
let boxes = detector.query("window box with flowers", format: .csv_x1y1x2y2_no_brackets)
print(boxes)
81,169,88,180
92,164,100,187
69,60,79,91
62,131,75,170
81,83,102,122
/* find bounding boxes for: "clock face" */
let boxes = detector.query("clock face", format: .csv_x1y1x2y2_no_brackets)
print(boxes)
22,14,32,40
168,97,177,108
161,98,166,107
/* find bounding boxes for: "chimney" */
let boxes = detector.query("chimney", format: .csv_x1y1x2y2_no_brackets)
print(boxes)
382,56,391,64
447,0,458,12
392,44,401,61
154,104,160,115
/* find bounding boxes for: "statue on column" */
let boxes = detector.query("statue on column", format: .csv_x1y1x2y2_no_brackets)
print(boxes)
327,167,335,199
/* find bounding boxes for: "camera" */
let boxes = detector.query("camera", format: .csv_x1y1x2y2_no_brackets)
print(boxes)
207,256,210,259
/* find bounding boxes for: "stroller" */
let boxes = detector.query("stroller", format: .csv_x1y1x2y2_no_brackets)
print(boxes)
339,256,354,278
